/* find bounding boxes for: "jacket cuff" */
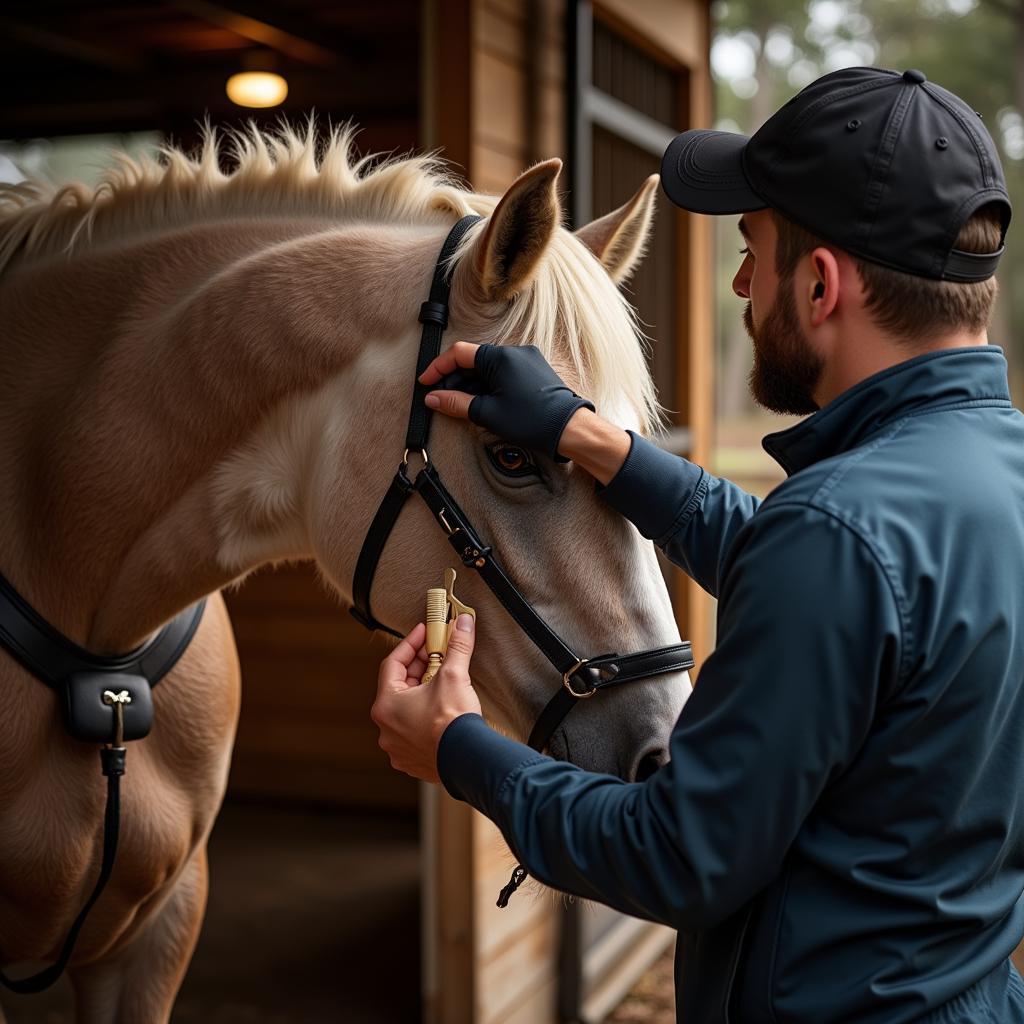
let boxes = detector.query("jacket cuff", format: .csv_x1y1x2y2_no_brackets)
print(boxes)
437,713,547,812
595,430,706,541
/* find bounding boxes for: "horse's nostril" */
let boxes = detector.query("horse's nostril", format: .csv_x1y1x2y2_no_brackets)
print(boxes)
635,749,667,781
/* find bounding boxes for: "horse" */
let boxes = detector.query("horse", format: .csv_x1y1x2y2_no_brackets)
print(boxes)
0,123,691,1022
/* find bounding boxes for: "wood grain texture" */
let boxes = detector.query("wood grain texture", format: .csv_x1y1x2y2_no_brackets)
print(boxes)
596,0,708,70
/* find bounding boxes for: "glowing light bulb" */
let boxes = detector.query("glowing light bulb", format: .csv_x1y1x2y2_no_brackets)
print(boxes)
226,71,288,109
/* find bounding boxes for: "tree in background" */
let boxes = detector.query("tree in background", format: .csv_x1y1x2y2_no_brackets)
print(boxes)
711,0,1023,451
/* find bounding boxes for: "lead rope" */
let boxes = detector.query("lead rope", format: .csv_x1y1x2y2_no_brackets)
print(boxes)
0,695,128,993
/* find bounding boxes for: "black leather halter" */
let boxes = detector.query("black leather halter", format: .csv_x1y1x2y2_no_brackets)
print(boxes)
0,571,205,993
349,216,694,763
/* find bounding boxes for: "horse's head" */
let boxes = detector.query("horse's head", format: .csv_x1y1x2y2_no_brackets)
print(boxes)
313,155,691,781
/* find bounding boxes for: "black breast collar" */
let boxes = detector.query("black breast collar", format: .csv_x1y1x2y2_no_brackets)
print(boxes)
0,570,205,691
0,570,205,993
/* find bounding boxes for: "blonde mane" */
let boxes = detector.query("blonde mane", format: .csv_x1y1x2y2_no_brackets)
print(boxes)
0,122,663,435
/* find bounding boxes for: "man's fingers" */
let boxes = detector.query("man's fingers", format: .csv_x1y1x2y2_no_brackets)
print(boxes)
377,622,426,696
407,646,429,684
439,614,476,679
424,389,474,419
418,341,480,385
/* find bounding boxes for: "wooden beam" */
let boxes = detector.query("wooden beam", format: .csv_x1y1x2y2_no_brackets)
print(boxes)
424,793,475,1024
420,9,474,1019
173,0,341,67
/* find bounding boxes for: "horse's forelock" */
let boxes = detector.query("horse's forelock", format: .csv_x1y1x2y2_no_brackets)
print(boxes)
450,223,665,440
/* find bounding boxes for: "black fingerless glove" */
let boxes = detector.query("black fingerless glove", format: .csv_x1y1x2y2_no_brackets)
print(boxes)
438,344,595,463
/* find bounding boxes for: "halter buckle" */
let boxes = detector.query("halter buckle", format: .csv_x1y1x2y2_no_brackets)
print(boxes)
562,658,596,699
438,508,456,536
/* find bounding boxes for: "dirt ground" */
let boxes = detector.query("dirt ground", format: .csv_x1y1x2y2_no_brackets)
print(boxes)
607,946,676,1023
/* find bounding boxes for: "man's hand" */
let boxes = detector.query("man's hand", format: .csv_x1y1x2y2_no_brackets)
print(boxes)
420,341,631,483
419,342,595,464
371,615,482,784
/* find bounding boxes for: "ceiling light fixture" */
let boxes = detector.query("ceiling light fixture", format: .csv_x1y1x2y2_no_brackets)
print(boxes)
226,71,288,109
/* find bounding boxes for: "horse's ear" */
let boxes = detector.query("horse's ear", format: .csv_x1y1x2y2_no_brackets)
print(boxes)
476,158,562,302
575,174,659,284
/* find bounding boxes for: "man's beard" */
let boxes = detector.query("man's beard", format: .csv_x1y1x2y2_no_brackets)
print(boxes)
743,278,823,416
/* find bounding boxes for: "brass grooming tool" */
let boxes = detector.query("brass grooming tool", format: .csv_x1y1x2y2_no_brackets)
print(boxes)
421,568,476,685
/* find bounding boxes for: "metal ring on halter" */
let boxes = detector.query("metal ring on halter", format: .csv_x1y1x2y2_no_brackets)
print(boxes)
562,658,596,698
402,448,430,470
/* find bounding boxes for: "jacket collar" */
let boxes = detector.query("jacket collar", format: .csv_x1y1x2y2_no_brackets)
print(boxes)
762,346,1011,476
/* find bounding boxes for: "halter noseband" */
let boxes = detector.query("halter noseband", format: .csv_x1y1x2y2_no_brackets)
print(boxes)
349,216,694,902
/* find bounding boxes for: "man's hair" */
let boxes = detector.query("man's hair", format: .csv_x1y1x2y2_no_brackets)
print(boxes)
772,205,1003,343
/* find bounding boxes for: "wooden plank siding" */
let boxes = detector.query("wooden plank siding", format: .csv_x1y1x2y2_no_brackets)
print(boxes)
472,0,566,193
473,817,560,1023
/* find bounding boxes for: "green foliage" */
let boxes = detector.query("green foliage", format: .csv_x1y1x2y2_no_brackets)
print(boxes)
711,0,1024,412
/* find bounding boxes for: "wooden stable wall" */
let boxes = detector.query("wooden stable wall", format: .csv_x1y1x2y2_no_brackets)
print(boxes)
223,566,417,810
422,1,712,1022
472,0,566,192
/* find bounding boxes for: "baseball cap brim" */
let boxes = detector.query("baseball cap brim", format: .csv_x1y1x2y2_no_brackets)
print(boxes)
660,130,768,214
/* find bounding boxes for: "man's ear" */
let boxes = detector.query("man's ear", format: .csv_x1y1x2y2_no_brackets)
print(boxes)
475,158,562,302
575,175,658,284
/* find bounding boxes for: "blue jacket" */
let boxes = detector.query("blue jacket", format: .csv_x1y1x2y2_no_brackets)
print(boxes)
438,346,1024,1023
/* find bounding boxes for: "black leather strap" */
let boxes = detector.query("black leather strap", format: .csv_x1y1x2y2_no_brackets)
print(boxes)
528,690,582,753
527,642,693,753
404,215,483,453
587,642,695,690
349,209,694,765
351,216,482,637
0,747,125,993
349,469,416,639
414,463,583,672
0,570,205,691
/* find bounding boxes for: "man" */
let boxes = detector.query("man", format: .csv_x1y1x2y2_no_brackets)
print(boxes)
371,67,1024,1022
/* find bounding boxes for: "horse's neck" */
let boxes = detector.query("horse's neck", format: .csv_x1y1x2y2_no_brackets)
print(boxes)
0,218,442,651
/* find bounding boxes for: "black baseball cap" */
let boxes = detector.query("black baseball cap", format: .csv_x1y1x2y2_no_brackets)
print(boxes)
661,67,1011,282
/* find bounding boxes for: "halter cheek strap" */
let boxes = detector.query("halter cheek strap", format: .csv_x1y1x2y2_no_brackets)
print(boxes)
350,212,482,637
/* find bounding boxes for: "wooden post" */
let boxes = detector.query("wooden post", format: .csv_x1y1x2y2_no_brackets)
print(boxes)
421,4,478,1022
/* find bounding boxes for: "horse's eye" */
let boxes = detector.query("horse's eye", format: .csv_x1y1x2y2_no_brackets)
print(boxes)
486,443,536,477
